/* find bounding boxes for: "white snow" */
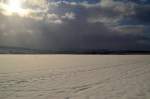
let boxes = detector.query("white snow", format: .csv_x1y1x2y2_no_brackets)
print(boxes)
0,55,150,99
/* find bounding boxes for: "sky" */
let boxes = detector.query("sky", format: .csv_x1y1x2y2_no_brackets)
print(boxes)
0,0,150,51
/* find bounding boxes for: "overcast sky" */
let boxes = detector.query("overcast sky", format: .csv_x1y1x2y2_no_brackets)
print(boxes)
0,0,150,51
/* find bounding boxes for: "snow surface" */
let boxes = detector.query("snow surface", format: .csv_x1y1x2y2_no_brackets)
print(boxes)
0,55,150,99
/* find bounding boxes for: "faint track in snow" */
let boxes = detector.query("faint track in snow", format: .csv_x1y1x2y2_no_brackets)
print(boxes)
1,55,150,99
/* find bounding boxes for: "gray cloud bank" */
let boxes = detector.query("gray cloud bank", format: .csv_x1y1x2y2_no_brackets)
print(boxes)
0,0,150,51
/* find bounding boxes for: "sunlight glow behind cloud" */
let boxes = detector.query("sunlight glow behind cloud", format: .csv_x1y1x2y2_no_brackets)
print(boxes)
0,0,47,17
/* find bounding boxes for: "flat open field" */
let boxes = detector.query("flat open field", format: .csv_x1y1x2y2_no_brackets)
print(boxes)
0,55,150,99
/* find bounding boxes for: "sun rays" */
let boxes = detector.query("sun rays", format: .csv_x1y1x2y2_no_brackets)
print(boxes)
7,0,22,13
0,0,31,17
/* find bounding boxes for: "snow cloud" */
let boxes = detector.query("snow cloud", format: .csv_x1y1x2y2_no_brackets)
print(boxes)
0,0,150,50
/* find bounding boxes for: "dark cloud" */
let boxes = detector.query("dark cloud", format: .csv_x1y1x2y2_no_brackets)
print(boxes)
0,0,150,51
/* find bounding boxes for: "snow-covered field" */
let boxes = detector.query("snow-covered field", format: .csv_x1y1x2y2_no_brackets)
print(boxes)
0,55,150,99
